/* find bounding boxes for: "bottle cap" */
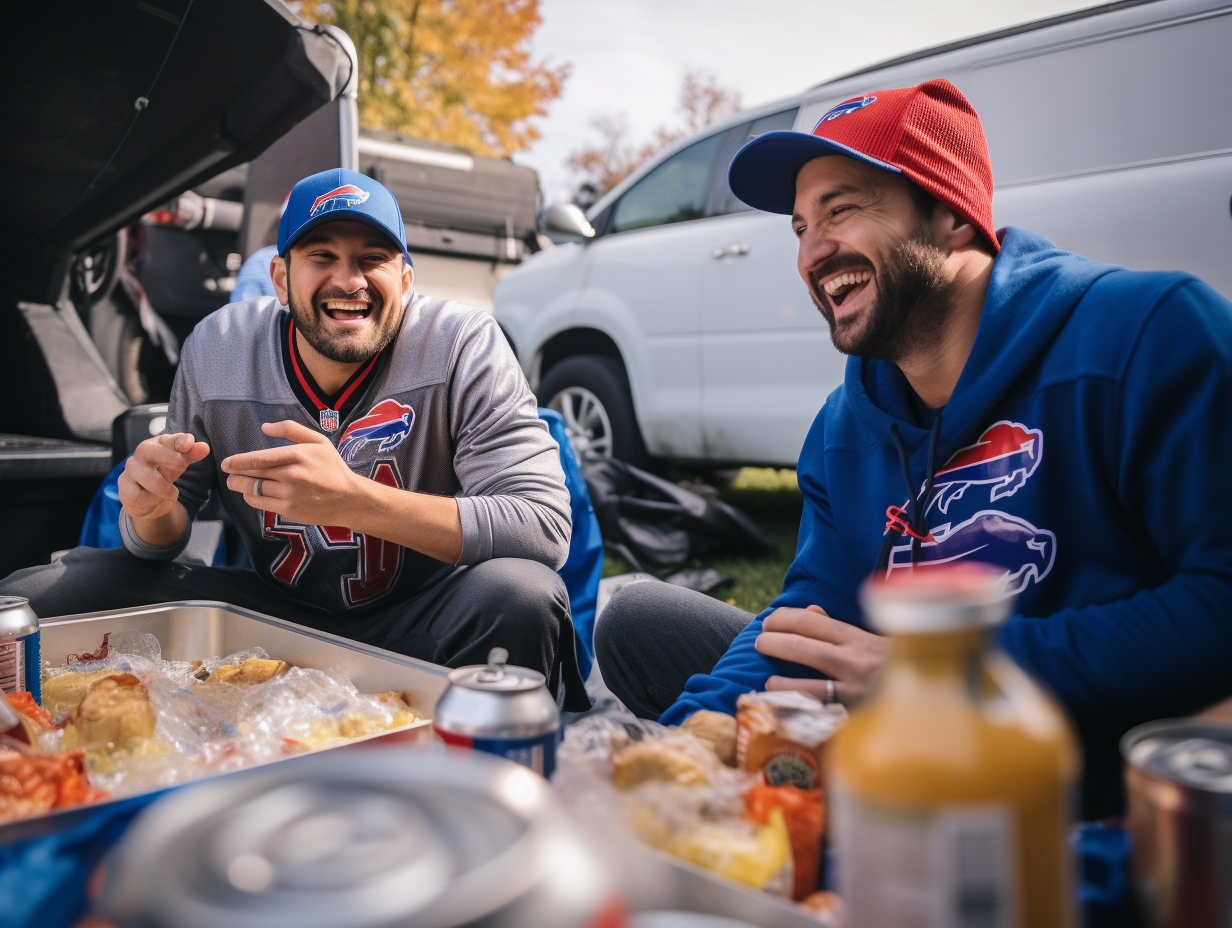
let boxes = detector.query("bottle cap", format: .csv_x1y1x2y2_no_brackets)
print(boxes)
860,563,1013,634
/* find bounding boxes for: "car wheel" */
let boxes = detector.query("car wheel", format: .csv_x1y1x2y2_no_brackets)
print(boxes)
538,355,653,468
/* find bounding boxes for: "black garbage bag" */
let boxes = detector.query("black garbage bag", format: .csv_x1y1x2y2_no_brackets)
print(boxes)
582,457,772,573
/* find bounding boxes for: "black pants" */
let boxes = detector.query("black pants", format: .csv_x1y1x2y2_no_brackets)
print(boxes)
595,579,752,720
1,547,590,712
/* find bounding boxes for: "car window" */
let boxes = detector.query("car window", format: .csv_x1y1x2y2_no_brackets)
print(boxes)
609,132,725,233
709,108,800,217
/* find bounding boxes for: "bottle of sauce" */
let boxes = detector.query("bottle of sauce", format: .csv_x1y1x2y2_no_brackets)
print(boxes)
829,564,1078,928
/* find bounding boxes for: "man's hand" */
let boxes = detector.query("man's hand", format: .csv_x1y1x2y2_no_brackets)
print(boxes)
221,421,361,527
118,433,211,521
755,604,891,707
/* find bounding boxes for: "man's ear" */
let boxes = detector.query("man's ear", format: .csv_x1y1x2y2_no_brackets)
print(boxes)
934,204,978,253
270,254,289,305
402,256,414,296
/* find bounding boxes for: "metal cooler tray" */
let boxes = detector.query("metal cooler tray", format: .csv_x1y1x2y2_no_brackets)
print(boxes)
2,600,449,844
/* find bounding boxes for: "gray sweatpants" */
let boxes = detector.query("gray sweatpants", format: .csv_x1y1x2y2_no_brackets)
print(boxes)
595,580,752,720
1,547,590,712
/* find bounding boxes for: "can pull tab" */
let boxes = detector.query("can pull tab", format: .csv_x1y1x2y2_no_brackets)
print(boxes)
477,647,509,683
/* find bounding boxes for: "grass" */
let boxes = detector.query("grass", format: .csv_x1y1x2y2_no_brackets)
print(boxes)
600,467,802,615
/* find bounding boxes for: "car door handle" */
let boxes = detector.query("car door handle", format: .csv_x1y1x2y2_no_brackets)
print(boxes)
711,242,750,259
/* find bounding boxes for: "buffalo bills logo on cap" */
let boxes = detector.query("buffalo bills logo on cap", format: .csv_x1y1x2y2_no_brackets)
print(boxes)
816,94,877,127
309,184,371,217
338,398,414,463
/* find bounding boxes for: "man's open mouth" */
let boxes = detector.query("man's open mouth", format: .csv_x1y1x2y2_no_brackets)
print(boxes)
322,299,373,322
820,268,873,307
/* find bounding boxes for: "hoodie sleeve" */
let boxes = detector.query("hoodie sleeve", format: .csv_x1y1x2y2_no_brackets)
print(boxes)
660,412,848,725
999,278,1232,736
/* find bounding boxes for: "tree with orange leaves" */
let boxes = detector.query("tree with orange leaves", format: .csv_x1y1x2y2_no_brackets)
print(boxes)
297,0,568,158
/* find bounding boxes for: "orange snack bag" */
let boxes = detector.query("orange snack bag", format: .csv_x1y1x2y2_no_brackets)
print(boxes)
7,692,52,729
0,749,108,822
745,782,825,901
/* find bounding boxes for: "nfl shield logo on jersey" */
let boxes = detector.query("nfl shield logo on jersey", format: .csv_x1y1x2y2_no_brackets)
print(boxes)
319,408,340,433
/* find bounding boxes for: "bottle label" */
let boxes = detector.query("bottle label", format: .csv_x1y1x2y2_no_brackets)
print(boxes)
834,787,1018,928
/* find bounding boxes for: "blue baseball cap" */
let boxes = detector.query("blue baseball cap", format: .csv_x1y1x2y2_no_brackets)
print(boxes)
278,168,412,265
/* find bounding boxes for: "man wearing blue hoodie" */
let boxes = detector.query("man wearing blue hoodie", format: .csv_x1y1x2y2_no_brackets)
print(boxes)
595,79,1232,817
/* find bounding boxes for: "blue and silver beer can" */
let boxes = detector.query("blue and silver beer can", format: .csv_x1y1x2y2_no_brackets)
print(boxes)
0,596,40,704
433,648,560,777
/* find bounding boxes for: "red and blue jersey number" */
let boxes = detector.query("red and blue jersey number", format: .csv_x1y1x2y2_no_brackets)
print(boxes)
262,460,403,606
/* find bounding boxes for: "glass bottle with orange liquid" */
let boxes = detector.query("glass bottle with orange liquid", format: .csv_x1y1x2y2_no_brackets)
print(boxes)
829,564,1079,928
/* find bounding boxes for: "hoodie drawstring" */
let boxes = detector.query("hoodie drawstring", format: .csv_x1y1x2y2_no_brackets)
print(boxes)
873,415,943,574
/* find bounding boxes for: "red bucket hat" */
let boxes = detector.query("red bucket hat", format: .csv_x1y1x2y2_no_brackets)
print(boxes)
728,79,998,253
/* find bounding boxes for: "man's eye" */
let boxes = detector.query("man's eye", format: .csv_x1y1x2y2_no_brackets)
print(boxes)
832,205,853,218
792,226,805,238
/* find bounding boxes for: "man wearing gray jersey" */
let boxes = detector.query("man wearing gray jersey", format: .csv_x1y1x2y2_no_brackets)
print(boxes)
2,169,588,709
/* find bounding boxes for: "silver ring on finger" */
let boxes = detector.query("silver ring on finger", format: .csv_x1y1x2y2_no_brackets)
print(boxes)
253,478,264,499
825,679,836,704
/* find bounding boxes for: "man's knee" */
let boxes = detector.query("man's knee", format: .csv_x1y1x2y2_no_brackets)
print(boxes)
467,557,568,636
594,580,660,666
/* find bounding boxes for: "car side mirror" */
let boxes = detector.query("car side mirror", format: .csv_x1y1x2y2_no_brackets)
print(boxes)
543,203,595,238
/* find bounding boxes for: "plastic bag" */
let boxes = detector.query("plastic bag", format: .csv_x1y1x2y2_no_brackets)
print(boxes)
582,457,771,573
553,717,792,894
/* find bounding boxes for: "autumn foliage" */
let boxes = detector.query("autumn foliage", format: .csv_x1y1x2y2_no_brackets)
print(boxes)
297,0,568,157
567,70,743,196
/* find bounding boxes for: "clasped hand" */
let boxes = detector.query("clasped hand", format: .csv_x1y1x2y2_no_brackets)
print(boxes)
754,604,891,707
221,420,363,527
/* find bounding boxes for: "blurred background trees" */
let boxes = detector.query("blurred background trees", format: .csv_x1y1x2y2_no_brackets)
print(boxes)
294,0,568,157
566,70,742,202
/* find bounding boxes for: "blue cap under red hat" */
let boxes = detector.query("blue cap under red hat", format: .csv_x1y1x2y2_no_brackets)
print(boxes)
728,80,998,253
278,168,412,264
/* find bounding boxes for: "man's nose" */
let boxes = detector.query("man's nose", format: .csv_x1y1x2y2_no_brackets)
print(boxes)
332,258,368,294
797,228,839,280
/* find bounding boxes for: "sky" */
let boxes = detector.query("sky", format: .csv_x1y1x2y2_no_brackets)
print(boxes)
516,0,1096,202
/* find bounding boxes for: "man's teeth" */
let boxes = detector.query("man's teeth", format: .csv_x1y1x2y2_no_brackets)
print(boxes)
823,270,872,296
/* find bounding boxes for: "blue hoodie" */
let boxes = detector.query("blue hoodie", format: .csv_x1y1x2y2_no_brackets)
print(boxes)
661,227,1232,814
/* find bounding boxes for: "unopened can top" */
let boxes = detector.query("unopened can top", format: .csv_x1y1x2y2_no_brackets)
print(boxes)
1125,721,1232,794
0,596,38,640
447,647,546,692
860,563,1013,634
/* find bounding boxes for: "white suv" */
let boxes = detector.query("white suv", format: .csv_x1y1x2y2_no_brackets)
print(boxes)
496,0,1232,469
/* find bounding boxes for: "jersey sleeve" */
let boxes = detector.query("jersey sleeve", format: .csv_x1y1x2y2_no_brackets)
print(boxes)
448,313,572,569
120,336,217,561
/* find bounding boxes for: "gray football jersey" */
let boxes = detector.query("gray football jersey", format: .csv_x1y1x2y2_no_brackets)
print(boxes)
128,294,570,613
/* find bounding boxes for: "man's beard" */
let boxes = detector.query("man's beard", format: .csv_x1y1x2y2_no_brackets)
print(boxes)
809,233,952,364
287,277,402,364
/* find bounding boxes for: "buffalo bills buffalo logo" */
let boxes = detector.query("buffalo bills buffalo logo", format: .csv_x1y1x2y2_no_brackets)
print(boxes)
887,510,1056,596
817,95,877,125
338,399,414,463
926,421,1043,516
310,184,370,217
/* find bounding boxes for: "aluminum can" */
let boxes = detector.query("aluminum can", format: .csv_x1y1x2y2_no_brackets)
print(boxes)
0,596,40,703
1123,719,1232,927
434,647,561,777
97,747,623,928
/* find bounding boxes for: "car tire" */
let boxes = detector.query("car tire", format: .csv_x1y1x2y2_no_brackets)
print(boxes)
537,355,654,469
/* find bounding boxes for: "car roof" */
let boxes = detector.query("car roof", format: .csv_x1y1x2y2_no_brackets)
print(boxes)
2,0,352,302
819,0,1162,85
587,0,1197,219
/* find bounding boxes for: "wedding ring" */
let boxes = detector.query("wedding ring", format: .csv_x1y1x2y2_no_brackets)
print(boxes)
253,478,264,498
825,679,836,704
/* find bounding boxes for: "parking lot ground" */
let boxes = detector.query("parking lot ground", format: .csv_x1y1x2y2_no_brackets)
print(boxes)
600,467,802,615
